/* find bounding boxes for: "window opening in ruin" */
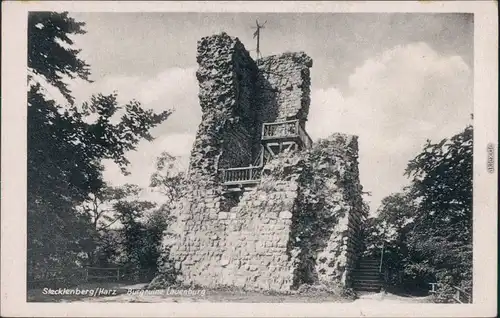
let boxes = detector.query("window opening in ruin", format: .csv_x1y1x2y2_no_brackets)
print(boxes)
220,190,244,212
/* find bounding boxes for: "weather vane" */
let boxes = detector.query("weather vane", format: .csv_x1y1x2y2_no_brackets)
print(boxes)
252,19,267,59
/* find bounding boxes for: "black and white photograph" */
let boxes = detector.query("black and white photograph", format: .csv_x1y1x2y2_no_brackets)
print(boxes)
1,1,497,317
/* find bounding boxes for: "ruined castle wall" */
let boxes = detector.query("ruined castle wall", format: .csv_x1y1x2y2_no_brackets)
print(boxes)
166,136,364,292
163,34,303,290
189,33,258,179
165,157,302,291
304,134,364,287
255,53,313,128
218,176,300,290
155,34,365,292
222,40,261,167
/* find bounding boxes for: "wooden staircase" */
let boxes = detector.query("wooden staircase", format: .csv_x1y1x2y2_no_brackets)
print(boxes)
351,258,383,292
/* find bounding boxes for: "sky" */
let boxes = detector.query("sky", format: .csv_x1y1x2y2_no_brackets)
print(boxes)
63,12,473,213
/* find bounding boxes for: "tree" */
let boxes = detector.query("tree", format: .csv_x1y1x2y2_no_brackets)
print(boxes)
405,125,473,245
113,193,157,280
405,125,473,293
362,190,417,288
28,11,91,104
82,184,147,232
80,184,145,266
80,183,168,276
362,125,473,297
149,151,185,202
27,11,171,283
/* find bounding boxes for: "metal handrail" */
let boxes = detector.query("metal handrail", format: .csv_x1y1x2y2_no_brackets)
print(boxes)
379,241,385,274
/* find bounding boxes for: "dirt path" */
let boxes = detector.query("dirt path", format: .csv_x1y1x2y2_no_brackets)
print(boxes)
29,283,432,303
76,291,432,303
75,290,354,303
352,291,433,304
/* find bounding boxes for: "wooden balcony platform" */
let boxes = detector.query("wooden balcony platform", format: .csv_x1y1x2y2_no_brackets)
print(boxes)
221,166,261,189
262,119,312,148
221,119,313,188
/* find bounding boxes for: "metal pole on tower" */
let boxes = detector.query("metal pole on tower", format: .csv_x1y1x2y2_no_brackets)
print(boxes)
252,20,267,59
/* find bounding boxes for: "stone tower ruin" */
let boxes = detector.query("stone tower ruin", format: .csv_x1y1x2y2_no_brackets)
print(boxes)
156,33,365,291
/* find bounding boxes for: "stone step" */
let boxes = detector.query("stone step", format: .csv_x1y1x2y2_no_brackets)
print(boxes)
352,272,380,278
352,277,380,283
353,267,380,270
353,285,382,292
357,270,379,274
353,280,382,285
353,285,383,291
353,266,380,270
353,278,382,283
359,259,380,263
353,284,382,290
358,261,380,265
356,266,380,271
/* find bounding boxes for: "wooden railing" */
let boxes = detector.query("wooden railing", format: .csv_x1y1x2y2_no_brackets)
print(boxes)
428,283,472,303
452,286,472,304
221,166,262,185
27,266,156,289
261,119,313,149
85,267,121,282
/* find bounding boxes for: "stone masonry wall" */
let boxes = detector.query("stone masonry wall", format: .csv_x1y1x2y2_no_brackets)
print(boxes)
154,33,364,292
162,154,301,290
256,53,313,128
189,33,258,180
296,134,364,287
161,136,364,291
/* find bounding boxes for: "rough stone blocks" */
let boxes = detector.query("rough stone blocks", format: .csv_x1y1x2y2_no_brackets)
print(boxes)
155,33,364,292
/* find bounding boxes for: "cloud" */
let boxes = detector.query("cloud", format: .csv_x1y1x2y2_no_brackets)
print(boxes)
102,132,195,188
82,42,472,215
71,67,199,121
308,42,472,212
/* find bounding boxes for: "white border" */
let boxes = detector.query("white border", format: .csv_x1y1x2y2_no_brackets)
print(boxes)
1,1,497,317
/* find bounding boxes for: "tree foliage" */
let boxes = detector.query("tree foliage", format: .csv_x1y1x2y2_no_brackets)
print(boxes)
405,125,473,294
149,151,185,202
28,11,91,104
83,152,184,278
109,186,168,280
363,125,473,297
27,11,170,282
405,125,473,245
362,190,416,287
